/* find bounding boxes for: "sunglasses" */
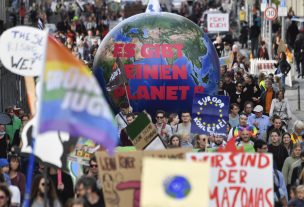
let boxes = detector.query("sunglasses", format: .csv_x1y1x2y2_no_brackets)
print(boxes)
90,164,98,168
0,195,5,200
156,116,164,119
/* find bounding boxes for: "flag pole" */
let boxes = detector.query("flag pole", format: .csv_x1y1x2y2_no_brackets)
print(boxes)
123,83,131,108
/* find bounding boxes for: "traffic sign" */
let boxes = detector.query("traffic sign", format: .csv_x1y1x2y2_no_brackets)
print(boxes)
265,7,278,20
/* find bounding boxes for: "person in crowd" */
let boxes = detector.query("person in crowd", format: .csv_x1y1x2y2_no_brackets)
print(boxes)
195,134,208,151
119,113,135,147
260,79,276,115
269,90,292,129
210,134,227,149
29,174,61,207
254,139,288,206
223,73,235,96
286,21,299,50
239,21,248,49
249,20,260,58
248,105,271,141
168,113,179,134
179,1,190,17
274,35,287,59
180,133,193,149
49,166,74,206
234,70,244,84
228,113,257,141
258,72,267,92
0,184,11,207
243,74,260,105
275,52,291,90
177,112,193,144
213,36,224,57
266,115,287,144
75,176,105,207
228,103,240,128
288,185,304,207
294,32,304,79
282,132,293,156
235,128,255,148
228,44,242,70
168,135,181,148
218,80,229,96
19,3,26,25
290,186,297,201
282,143,302,193
291,121,304,144
230,83,245,112
0,159,10,185
257,40,269,60
0,125,9,159
154,110,172,143
8,155,25,202
5,107,21,147
114,102,132,135
268,129,289,171
242,101,254,117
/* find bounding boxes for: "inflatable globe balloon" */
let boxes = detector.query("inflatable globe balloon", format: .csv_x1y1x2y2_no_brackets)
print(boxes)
93,12,220,116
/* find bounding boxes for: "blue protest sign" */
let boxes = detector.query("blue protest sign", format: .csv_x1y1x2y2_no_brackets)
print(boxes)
191,94,229,135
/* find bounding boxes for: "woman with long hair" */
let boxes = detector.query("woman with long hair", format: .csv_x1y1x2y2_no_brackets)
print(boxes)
168,113,180,134
30,174,61,207
282,143,301,193
9,155,25,202
168,135,181,148
282,132,293,155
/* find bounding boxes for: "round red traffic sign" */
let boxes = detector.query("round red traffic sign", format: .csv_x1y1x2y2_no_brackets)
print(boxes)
265,7,278,20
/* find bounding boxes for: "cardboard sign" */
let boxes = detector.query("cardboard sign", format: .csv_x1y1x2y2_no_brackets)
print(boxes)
192,94,229,135
96,148,192,207
207,13,229,32
126,112,166,150
0,26,48,76
141,158,210,207
187,152,274,207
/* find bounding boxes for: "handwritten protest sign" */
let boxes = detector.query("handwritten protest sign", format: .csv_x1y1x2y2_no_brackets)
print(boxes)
126,112,166,150
187,152,274,207
141,157,210,207
96,148,191,207
207,13,229,32
0,26,48,76
192,94,229,135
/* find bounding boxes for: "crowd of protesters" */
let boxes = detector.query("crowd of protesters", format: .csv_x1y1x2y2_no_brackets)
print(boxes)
1,0,304,207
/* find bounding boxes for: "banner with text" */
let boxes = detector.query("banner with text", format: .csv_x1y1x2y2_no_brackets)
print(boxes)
187,152,274,207
207,13,229,32
192,94,229,135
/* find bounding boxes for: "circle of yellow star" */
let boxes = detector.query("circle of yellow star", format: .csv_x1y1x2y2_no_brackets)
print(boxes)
209,102,213,104
212,123,216,126
197,112,200,115
219,109,222,112
204,103,207,106
200,107,203,110
207,124,210,127
215,104,218,107
220,114,223,118
199,118,202,121
203,122,206,125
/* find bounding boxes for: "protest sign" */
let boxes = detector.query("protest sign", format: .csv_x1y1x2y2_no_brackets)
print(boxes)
207,13,229,32
0,26,48,76
187,152,274,207
96,148,191,207
192,94,229,135
141,157,210,207
126,112,166,150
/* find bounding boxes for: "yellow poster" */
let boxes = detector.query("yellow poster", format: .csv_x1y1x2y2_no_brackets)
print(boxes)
141,157,210,207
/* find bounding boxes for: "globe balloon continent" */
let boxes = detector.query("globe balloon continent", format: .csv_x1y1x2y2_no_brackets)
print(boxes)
93,12,220,116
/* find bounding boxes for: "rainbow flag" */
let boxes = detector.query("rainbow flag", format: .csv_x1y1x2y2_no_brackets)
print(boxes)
37,36,118,153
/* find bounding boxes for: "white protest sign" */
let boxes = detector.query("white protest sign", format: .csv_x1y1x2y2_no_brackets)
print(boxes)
0,26,48,76
187,152,274,207
207,13,229,32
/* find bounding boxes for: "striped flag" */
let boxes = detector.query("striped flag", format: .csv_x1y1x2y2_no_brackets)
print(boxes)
37,18,44,30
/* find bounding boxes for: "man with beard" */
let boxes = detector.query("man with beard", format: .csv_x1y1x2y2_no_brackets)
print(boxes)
76,176,105,207
210,134,227,149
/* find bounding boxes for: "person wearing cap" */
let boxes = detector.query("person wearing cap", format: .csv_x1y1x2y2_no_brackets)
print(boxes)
0,159,10,185
248,105,271,141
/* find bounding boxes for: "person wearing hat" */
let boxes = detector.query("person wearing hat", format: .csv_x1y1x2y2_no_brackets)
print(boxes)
248,105,271,141
0,159,11,185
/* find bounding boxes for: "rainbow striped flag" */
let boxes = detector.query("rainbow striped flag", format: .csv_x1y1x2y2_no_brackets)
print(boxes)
37,36,118,153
